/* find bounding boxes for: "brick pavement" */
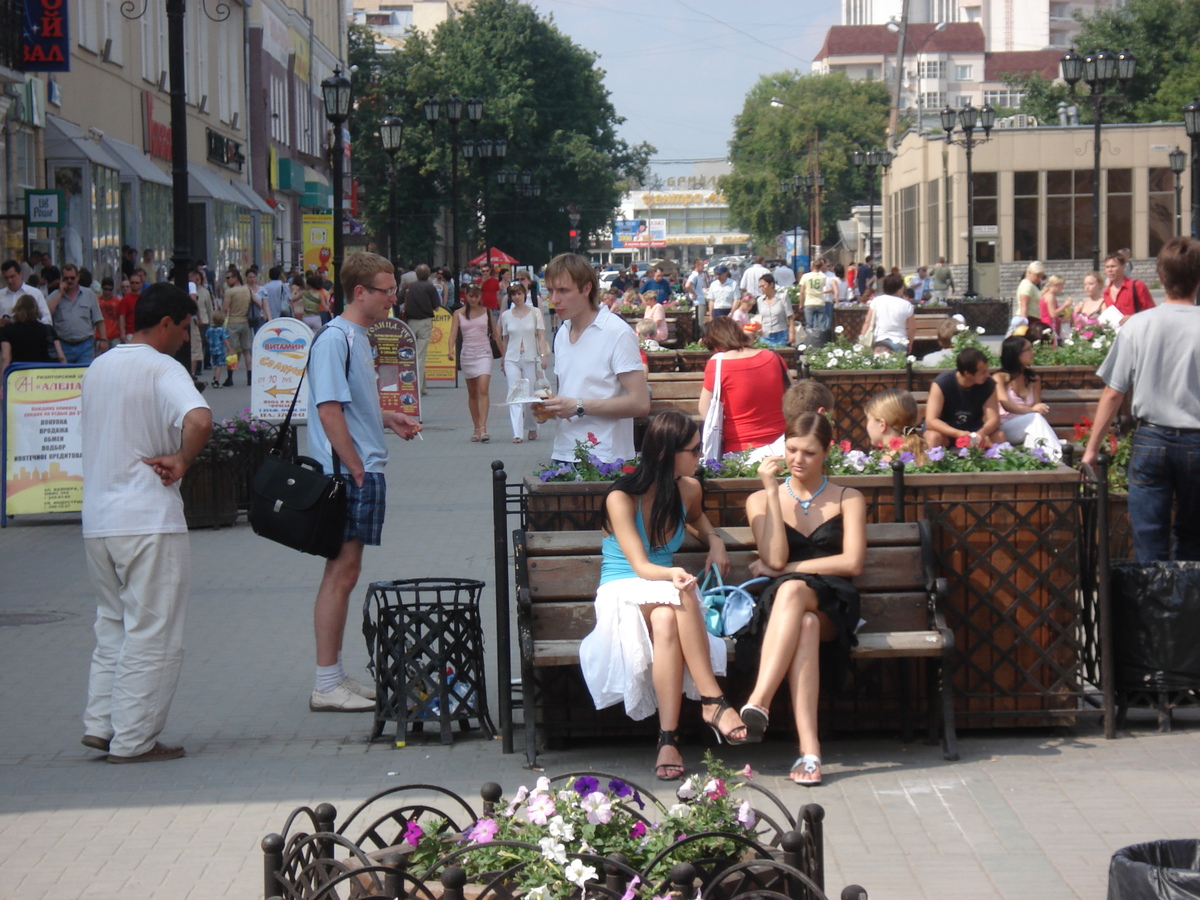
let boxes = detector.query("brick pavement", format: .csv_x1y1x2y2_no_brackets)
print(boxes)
1,364,1199,899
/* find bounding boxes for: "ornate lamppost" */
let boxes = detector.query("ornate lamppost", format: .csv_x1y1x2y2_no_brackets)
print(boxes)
1060,47,1136,271
423,95,482,290
463,137,507,275
321,67,353,314
1169,146,1187,238
940,102,996,299
1184,98,1200,239
379,115,404,263
800,172,825,259
851,149,893,264
779,177,800,276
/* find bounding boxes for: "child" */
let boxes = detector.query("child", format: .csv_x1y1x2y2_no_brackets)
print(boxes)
730,295,756,328
207,311,233,388
635,317,663,352
749,379,836,463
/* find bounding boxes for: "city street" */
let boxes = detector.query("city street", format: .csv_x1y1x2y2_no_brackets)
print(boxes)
1,370,1198,899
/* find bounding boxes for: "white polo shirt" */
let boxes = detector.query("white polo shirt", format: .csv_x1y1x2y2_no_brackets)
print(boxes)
552,305,643,464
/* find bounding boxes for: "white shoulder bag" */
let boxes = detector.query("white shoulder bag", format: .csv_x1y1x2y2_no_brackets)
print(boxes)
700,353,724,460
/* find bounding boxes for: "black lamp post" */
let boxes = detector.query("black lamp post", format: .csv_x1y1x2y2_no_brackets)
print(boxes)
463,137,506,276
423,95,482,290
779,178,800,276
940,102,996,299
1185,98,1200,239
1060,47,1136,271
321,66,353,314
1169,145,1187,238
379,114,404,263
801,172,826,258
851,149,893,265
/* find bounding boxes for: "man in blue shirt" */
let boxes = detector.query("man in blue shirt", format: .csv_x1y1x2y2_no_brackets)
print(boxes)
857,256,874,296
645,267,672,305
307,251,422,712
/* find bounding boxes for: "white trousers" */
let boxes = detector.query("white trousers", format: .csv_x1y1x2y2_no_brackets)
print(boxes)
1000,412,1063,461
409,317,433,394
83,533,190,756
503,358,539,439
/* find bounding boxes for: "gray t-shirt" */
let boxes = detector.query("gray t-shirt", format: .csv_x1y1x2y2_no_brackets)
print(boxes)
1096,303,1200,429
306,317,388,474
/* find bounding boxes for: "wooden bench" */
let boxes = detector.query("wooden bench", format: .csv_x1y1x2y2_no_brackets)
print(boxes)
913,387,1102,441
513,521,959,767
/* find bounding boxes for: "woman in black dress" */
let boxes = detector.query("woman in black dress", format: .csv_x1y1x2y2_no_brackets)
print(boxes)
739,412,866,785
1,294,63,368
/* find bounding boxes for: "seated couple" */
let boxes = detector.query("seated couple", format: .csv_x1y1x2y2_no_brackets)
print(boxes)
579,410,865,787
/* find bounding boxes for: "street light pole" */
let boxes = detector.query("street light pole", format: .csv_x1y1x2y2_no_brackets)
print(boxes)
852,149,893,265
941,103,996,299
321,67,353,315
379,115,404,263
1185,98,1200,239
1060,47,1136,272
1169,145,1187,238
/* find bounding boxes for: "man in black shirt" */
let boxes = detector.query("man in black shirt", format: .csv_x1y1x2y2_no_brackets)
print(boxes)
396,264,440,396
924,347,1000,449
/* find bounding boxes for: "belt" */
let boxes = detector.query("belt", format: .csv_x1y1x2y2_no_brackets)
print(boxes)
1138,420,1200,434
60,338,93,346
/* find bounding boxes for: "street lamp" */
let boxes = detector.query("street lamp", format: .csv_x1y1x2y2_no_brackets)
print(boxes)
779,178,801,276
1169,145,1187,237
423,94,483,290
886,19,947,135
1185,98,1200,239
851,148,893,265
1060,47,1137,271
800,172,825,259
463,137,507,275
379,114,403,263
321,66,353,314
940,102,996,299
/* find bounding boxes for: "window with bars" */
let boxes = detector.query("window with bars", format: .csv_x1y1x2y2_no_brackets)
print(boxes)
918,60,946,79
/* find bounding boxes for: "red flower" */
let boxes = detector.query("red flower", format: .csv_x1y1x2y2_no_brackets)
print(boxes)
586,432,599,446
838,440,852,452
955,434,971,449
888,436,904,451
621,464,636,474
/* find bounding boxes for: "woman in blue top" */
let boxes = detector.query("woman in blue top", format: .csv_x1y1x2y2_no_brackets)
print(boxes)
579,410,748,781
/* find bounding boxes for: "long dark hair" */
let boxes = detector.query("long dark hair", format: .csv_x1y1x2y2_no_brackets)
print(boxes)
603,410,698,548
1000,335,1038,383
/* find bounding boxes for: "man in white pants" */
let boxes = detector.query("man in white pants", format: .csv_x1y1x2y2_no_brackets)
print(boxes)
80,282,211,763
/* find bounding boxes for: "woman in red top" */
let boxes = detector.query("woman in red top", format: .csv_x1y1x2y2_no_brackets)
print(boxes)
1103,251,1153,322
697,317,792,455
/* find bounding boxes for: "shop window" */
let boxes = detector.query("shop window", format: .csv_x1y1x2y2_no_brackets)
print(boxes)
1013,171,1038,261
1106,168,1132,257
972,171,997,227
1147,167,1176,258
1046,169,1093,260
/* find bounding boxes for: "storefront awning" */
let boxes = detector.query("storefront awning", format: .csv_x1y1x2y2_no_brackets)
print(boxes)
188,162,250,206
98,136,172,187
45,114,123,170
227,178,275,215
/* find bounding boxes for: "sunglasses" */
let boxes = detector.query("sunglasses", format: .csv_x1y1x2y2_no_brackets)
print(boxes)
681,442,702,457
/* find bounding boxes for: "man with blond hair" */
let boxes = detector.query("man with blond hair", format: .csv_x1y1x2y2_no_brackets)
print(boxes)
307,251,423,712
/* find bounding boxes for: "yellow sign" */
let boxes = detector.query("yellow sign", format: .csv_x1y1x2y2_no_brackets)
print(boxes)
3,366,86,518
290,29,310,82
425,307,456,384
302,212,334,281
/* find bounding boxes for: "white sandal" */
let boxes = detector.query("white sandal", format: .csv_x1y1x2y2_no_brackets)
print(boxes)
790,754,822,786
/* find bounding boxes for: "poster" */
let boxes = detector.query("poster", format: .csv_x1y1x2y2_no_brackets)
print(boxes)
301,211,334,280
251,317,314,424
425,307,456,385
366,318,420,419
3,365,85,521
613,217,666,249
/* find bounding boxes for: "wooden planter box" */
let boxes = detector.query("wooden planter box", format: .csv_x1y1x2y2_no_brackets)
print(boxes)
525,465,1085,727
645,351,679,373
832,306,869,337
948,298,1009,334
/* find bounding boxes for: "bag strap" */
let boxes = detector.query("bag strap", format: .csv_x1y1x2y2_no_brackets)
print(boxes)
711,354,723,405
699,562,724,595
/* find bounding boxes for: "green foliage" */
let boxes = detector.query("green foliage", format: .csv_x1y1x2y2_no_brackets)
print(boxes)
347,1,652,266
999,73,1072,126
723,72,891,250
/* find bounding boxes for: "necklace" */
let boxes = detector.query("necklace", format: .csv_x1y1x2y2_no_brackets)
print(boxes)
785,475,828,515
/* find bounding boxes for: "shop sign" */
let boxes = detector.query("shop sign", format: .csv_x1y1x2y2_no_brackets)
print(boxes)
25,189,64,227
425,307,456,385
207,128,245,171
2,365,85,520
23,0,70,72
640,191,727,207
142,92,172,161
251,317,313,424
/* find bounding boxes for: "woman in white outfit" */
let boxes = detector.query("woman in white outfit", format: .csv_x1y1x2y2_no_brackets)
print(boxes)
994,335,1063,460
499,280,548,443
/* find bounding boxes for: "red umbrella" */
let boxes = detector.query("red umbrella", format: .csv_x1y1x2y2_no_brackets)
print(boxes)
467,247,520,266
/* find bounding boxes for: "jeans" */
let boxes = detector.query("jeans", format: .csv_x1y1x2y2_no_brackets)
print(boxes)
763,330,789,347
804,305,829,332
1128,425,1200,562
61,339,95,365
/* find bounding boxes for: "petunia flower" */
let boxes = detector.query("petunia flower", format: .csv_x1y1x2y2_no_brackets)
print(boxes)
504,785,529,817
586,432,599,446
608,778,632,798
547,814,575,842
565,859,598,888
834,324,845,333
899,451,916,465
676,777,696,800
526,793,556,825
955,434,971,449
838,439,852,452
403,821,423,847
704,778,727,799
581,791,613,825
742,764,754,781
668,803,691,818
466,817,498,844
621,875,643,900
737,799,756,828
927,446,945,462
526,886,551,900
888,436,904,450
630,821,647,839
538,836,567,864
573,775,600,796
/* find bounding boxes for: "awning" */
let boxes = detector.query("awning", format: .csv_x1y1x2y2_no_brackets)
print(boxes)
188,162,249,206
227,178,275,215
98,136,172,187
44,114,123,169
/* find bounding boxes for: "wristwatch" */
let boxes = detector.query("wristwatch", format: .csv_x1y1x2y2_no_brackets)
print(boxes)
575,398,585,419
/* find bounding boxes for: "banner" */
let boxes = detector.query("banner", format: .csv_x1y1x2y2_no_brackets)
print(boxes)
426,307,456,385
3,365,85,521
367,318,420,419
23,0,70,72
301,212,334,280
251,317,314,424
613,217,666,248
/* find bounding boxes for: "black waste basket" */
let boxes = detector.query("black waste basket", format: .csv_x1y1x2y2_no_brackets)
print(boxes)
1108,840,1200,899
1111,562,1200,692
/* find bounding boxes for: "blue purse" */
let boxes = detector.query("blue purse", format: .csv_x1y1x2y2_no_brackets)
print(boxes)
698,565,770,637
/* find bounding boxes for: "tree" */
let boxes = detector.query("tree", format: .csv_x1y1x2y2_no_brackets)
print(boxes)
722,72,891,252
348,1,652,268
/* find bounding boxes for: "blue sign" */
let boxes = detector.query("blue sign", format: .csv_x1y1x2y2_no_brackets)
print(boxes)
23,0,70,73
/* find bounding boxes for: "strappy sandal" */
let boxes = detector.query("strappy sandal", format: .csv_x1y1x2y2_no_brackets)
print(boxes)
739,703,769,743
790,754,822,786
700,695,749,746
655,729,685,781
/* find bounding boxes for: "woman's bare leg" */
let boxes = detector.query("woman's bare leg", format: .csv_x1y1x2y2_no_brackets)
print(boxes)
671,587,745,739
644,604,683,775
788,610,823,766
744,580,819,712
465,377,482,431
473,374,491,433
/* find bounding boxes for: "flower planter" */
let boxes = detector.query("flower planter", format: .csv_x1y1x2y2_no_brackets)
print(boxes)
832,306,869,338
180,452,239,529
645,351,679,373
948,298,1009,335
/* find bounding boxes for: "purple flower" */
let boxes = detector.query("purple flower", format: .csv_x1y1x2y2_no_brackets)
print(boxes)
899,451,916,465
573,775,600,796
631,789,646,810
958,447,971,458
608,778,632,798
403,821,423,847
927,446,945,462
1031,446,1049,462
630,821,646,839
984,446,1000,459
466,817,498,844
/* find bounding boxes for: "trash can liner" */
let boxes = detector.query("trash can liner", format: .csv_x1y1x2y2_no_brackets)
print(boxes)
1107,840,1200,900
1111,562,1200,693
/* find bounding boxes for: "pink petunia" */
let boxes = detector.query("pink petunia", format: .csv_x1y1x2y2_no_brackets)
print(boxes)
525,793,556,825
403,821,423,847
466,818,498,844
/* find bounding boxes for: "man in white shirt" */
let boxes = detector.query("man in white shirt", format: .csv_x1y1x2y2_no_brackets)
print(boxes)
80,282,211,763
0,259,51,324
704,265,739,318
685,258,709,323
772,259,796,290
739,255,770,298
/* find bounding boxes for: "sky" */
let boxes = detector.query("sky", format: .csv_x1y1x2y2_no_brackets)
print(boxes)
527,0,842,177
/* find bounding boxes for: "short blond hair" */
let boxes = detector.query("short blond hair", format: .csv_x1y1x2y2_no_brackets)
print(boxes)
544,253,599,307
341,251,394,298
1045,275,1065,289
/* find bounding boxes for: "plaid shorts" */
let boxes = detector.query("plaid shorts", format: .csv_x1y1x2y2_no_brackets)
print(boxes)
343,472,386,545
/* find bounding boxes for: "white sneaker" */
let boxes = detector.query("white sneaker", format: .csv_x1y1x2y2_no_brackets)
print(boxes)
340,676,376,700
310,683,374,712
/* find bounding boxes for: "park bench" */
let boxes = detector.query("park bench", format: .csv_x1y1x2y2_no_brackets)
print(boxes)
512,520,958,767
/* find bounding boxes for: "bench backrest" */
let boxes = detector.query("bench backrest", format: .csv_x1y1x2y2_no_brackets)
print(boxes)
517,522,931,642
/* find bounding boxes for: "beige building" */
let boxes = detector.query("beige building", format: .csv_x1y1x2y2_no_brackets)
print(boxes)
350,1,468,51
882,121,1192,298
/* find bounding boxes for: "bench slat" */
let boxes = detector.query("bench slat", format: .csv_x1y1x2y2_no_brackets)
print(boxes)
853,630,945,657
533,638,734,667
524,523,921,556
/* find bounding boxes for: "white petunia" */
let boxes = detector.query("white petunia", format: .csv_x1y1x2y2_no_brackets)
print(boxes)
832,348,844,357
828,358,839,367
556,789,576,803
531,775,552,795
581,791,613,825
565,859,598,888
547,815,575,842
1092,339,1103,349
526,886,551,900
538,837,567,864
835,324,845,333
797,343,807,351
1064,338,1075,346
668,803,692,818
976,326,985,334
676,777,696,800
956,323,968,332
906,355,917,363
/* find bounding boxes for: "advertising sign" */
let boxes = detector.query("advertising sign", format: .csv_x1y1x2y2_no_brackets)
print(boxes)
251,317,314,424
613,217,666,249
425,307,456,385
301,212,334,279
367,318,420,419
23,0,70,72
3,365,85,522
26,190,65,227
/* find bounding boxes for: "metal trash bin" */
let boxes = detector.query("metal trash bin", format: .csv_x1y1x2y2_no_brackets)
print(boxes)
1108,840,1200,899
362,578,496,747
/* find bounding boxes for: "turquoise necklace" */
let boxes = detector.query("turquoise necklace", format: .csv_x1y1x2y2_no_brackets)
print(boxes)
785,475,828,515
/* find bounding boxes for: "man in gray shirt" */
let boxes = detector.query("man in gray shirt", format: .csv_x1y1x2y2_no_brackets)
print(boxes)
48,263,103,365
1084,236,1200,561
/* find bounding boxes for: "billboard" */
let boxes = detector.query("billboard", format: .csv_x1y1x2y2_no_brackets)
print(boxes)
612,218,666,249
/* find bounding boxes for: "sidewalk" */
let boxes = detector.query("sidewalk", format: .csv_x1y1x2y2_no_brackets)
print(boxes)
1,366,1198,899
